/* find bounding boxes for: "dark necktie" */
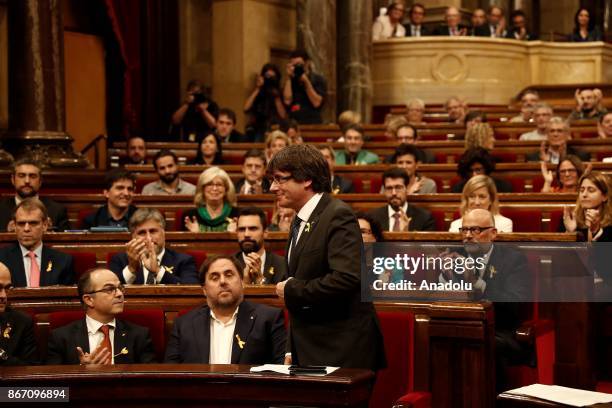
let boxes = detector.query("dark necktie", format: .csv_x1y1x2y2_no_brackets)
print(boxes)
249,186,256,195
146,269,156,285
289,216,303,256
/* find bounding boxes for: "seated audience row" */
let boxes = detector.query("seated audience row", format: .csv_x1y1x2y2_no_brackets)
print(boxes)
373,4,600,43
0,256,285,365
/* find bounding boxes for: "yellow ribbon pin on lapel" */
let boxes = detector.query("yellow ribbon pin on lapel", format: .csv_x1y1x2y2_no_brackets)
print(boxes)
235,334,245,349
46,261,53,272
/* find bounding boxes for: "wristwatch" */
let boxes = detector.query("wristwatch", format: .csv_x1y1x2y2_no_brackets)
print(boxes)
0,348,8,361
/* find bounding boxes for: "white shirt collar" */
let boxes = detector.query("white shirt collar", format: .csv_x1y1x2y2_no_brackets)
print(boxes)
297,193,324,223
157,248,165,263
85,314,116,335
20,243,43,258
387,202,408,219
15,195,39,206
210,305,239,326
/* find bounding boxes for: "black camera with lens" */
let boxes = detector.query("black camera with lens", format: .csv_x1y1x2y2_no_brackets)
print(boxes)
263,76,280,90
293,64,305,80
191,92,208,105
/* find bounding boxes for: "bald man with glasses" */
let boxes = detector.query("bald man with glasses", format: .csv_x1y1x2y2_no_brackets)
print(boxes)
47,268,156,365
439,208,532,392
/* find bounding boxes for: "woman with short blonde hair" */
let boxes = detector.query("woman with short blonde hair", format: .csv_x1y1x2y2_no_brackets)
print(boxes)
449,174,513,232
183,166,238,232
265,130,291,161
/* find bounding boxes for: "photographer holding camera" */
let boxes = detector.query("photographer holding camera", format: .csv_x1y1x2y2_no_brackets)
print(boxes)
244,63,287,142
170,79,219,142
282,50,327,125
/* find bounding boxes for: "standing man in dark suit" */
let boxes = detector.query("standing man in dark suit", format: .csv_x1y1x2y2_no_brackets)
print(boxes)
439,208,532,392
318,145,355,194
368,167,436,232
47,268,156,364
165,255,285,364
0,158,70,232
404,3,429,37
109,208,199,285
0,199,74,288
0,262,39,365
234,207,287,284
269,144,385,370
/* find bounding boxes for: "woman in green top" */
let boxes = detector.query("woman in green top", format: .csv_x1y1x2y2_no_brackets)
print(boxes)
183,166,239,232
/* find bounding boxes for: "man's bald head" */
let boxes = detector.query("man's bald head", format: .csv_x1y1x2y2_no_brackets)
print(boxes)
463,208,495,227
0,262,11,313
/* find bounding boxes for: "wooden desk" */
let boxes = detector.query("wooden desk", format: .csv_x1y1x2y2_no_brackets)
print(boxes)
497,392,612,407
0,364,375,407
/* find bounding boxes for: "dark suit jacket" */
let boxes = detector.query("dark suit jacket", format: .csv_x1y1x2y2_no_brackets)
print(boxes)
109,248,199,284
0,197,70,232
505,28,538,40
332,175,355,194
234,250,288,284
368,204,436,231
224,129,252,143
526,146,590,163
0,308,39,365
284,193,386,370
403,23,430,36
234,178,271,194
46,317,156,364
164,301,286,364
82,205,137,230
0,243,75,287
433,24,468,36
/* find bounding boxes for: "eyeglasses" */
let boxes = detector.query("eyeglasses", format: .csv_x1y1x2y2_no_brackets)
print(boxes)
458,226,494,234
86,284,125,296
268,175,293,185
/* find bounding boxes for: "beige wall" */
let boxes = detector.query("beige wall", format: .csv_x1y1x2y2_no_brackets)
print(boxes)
212,0,296,131
372,37,612,106
64,32,106,166
0,3,7,129
540,0,578,38
179,0,213,95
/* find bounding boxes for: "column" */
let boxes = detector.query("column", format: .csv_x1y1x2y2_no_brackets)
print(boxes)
337,0,373,122
296,0,336,123
3,0,86,167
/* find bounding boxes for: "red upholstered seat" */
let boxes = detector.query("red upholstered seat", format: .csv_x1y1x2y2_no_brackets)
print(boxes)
596,381,612,393
49,309,166,362
185,250,207,272
371,310,431,408
502,209,543,232
64,251,98,280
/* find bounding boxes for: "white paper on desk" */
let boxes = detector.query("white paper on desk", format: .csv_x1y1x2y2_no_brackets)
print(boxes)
250,364,339,376
505,384,612,407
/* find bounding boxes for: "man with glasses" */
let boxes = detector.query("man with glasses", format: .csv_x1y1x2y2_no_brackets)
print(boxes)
47,268,156,364
368,167,436,231
0,261,39,365
109,208,199,285
404,3,429,37
526,117,589,163
0,198,74,287
234,149,271,195
269,144,386,370
439,208,531,392
0,158,70,232
165,255,285,364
